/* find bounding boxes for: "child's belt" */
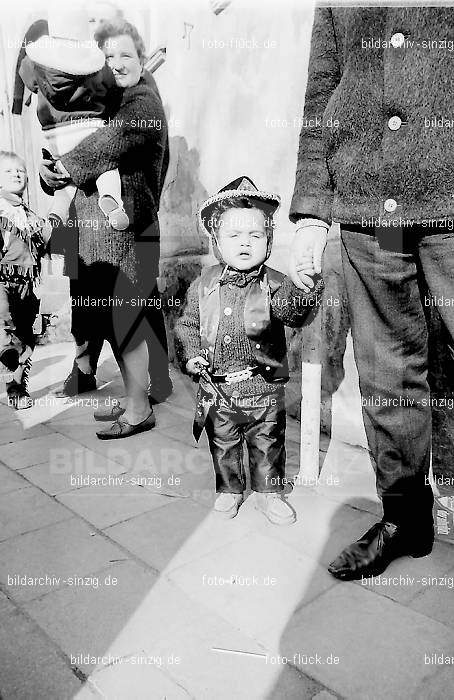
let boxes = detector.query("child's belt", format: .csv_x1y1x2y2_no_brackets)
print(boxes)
210,365,261,384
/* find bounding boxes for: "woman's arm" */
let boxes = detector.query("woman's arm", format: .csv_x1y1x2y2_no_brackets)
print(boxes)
60,85,166,188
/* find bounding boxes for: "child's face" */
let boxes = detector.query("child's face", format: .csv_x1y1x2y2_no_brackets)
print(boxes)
0,158,27,196
216,207,268,270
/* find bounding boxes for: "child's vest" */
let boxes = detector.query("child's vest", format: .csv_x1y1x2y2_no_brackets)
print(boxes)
198,264,289,382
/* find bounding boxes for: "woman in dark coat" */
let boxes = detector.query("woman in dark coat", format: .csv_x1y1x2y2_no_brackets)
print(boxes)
42,19,169,438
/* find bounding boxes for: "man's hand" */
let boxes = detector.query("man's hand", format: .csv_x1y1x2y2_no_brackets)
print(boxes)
39,159,71,190
186,356,209,375
289,225,328,291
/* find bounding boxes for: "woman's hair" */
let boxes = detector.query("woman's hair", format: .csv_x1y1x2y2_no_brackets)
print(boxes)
95,19,147,64
0,151,26,171
210,197,275,237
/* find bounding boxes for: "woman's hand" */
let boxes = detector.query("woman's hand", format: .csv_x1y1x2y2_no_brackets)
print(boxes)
186,356,209,375
39,159,71,191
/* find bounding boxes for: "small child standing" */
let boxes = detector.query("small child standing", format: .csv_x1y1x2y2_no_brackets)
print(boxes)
175,177,323,524
0,151,52,408
19,6,128,231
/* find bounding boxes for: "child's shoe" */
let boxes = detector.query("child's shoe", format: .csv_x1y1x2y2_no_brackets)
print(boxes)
98,195,129,231
213,493,244,519
255,492,296,525
6,358,33,410
0,346,20,373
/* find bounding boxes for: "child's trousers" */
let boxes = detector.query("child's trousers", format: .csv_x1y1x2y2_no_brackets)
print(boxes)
205,388,286,494
0,282,39,353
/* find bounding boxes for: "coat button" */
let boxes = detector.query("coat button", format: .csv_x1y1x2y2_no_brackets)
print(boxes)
224,307,232,316
224,335,232,344
265,365,271,371
388,116,402,131
255,343,261,349
384,198,398,213
208,346,214,352
390,32,405,48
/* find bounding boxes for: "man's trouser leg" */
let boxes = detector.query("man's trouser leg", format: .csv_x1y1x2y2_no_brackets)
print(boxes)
340,228,433,529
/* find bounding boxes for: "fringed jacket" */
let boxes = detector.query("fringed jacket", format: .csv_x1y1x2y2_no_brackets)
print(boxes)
0,192,51,287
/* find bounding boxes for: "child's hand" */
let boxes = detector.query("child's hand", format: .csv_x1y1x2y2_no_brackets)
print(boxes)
296,255,315,287
186,356,209,375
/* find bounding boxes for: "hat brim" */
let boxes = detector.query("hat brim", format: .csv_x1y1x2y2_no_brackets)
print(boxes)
198,189,280,236
26,37,105,76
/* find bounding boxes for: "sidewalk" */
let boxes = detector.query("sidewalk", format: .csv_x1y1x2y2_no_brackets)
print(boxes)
0,343,453,700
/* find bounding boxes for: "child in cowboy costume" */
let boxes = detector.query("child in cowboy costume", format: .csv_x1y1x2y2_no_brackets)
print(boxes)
175,177,323,524
0,151,52,408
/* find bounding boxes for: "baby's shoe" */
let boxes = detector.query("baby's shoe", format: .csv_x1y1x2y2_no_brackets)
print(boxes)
213,493,243,519
255,492,296,525
98,195,129,231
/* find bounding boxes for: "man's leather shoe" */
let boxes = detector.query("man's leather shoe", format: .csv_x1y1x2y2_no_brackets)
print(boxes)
55,362,96,397
328,520,434,581
96,411,156,440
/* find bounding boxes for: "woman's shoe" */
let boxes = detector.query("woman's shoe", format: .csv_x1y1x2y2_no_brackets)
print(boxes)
96,411,156,440
94,403,125,421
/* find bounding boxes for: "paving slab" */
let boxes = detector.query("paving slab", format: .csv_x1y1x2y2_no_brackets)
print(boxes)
0,486,72,542
316,438,381,517
104,499,212,571
0,590,16,619
18,450,127,496
353,540,454,605
167,533,336,646
0,418,53,446
0,402,22,422
0,432,85,470
261,488,378,567
279,583,454,699
0,517,126,602
76,576,324,700
56,483,174,529
266,664,333,700
409,563,454,630
24,560,158,676
75,664,193,700
0,463,29,496
51,419,195,482
0,608,82,700
412,665,454,700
